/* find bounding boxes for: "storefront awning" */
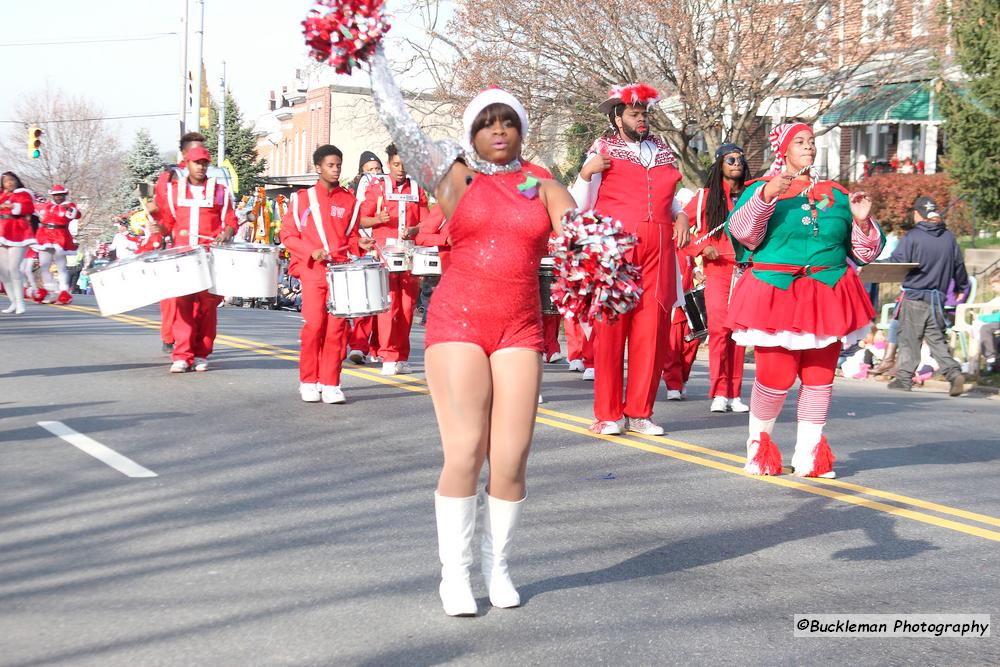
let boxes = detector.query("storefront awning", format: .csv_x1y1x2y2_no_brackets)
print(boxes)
820,81,942,126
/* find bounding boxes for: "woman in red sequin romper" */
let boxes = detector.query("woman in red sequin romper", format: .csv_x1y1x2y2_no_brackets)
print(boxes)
369,62,577,615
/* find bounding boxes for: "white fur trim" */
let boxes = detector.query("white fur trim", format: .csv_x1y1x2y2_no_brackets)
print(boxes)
732,324,870,350
462,88,529,153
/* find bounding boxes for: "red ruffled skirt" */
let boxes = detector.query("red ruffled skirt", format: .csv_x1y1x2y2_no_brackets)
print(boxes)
726,269,875,339
33,226,76,251
0,217,34,246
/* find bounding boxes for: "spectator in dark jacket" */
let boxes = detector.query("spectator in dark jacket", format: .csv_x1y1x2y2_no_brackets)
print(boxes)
887,196,968,395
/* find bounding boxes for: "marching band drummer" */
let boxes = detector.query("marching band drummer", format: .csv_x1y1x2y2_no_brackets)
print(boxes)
281,144,374,404
346,150,384,365
681,144,750,413
358,143,429,376
148,132,207,354
31,184,81,305
154,145,239,374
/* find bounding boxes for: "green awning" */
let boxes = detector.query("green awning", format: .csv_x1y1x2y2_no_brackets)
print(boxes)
820,81,942,126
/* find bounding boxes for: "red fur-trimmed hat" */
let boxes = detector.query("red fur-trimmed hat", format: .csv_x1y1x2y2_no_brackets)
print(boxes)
49,184,69,195
598,84,661,114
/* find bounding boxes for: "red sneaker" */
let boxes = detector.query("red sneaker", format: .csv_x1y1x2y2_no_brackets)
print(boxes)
56,290,73,305
33,287,47,304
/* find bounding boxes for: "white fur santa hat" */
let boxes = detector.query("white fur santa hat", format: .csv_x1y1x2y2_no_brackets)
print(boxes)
462,87,530,153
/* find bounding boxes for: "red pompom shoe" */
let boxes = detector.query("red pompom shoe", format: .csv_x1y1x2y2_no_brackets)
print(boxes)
56,290,73,305
33,287,47,304
744,433,783,476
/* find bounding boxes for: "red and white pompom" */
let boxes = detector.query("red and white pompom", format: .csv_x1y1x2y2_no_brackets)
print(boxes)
549,210,642,324
302,1,390,75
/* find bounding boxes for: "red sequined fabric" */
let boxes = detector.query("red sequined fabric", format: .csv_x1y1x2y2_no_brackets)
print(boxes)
425,173,551,354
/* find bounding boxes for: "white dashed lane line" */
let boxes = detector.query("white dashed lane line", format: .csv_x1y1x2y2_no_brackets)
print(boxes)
37,421,158,478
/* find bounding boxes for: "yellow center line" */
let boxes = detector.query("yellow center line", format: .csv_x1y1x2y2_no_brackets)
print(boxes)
53,302,1000,540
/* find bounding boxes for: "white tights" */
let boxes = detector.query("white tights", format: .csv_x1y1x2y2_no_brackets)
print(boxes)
37,248,69,292
0,245,27,307
20,257,37,292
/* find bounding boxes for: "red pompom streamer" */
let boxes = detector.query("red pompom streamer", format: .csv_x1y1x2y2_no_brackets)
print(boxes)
302,1,390,75
549,209,642,324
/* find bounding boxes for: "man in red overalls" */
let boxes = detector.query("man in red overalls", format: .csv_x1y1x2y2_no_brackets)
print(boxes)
358,143,429,375
155,145,238,373
570,84,689,435
281,144,373,403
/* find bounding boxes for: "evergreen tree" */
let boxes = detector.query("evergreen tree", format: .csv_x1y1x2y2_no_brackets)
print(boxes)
110,128,164,214
204,92,267,197
940,0,1000,227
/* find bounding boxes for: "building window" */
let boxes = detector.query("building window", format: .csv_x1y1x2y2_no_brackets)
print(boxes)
862,0,894,42
911,0,931,36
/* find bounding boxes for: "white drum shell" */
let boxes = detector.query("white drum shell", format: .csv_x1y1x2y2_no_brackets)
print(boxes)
209,244,280,298
411,247,441,276
146,246,214,300
326,260,391,318
384,249,411,273
88,256,159,316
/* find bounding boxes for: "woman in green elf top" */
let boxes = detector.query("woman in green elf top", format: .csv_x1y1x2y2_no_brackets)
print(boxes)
725,122,885,479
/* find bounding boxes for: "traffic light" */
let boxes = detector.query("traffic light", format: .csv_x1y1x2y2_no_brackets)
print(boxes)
199,106,210,129
27,126,42,159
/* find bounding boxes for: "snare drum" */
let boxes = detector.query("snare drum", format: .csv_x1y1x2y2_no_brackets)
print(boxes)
85,255,159,316
411,246,441,276
326,257,391,318
383,247,411,273
682,285,709,342
538,256,558,315
209,243,280,298
143,246,214,300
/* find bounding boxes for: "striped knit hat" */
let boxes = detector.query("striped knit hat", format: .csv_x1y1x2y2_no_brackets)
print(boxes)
767,122,813,176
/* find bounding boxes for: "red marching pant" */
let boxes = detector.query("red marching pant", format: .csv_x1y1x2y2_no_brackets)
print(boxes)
663,311,699,391
593,231,671,422
349,316,377,356
376,272,420,362
564,317,594,367
299,277,349,386
704,269,746,399
171,290,223,363
542,314,561,358
160,298,177,345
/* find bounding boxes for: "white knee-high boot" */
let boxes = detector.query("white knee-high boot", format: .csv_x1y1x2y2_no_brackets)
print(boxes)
480,493,525,608
434,492,478,617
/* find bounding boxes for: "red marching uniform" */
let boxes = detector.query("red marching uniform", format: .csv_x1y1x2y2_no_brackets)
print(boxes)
149,169,181,347
358,175,429,364
414,204,451,272
521,161,564,362
0,188,35,247
347,173,381,359
662,251,699,392
280,184,360,387
572,134,682,426
158,176,239,366
33,200,80,252
682,184,746,401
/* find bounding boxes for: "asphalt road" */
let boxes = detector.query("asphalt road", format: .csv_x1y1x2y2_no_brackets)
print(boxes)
2,297,998,666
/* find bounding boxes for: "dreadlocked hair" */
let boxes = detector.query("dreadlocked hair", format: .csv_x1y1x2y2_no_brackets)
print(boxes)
603,104,626,138
703,154,747,239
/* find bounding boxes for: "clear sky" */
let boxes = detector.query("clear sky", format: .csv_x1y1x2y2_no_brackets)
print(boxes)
1,0,446,154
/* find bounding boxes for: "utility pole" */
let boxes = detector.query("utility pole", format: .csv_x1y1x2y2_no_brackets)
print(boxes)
191,0,205,133
179,0,189,139
217,61,226,167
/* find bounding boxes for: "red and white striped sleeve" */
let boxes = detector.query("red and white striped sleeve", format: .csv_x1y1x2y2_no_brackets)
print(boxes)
850,217,884,263
728,188,775,250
